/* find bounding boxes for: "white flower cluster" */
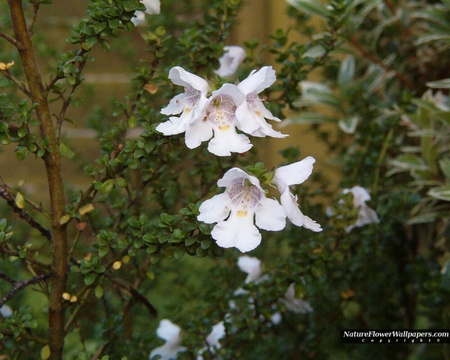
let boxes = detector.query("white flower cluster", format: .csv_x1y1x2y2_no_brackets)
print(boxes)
148,319,225,360
198,158,322,252
157,64,323,252
156,65,287,156
232,256,313,321
148,256,311,359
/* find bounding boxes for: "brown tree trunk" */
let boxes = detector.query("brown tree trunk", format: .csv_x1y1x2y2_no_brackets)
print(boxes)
7,1,68,358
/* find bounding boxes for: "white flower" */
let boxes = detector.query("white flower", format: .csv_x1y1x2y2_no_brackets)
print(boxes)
198,168,286,252
214,46,246,78
272,157,322,232
342,186,379,232
0,304,13,318
235,66,287,138
282,283,313,314
132,0,161,26
156,66,210,136
184,84,252,156
149,319,186,360
197,321,226,359
234,255,268,296
237,256,262,283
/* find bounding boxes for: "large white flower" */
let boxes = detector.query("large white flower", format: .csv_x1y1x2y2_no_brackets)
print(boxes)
132,0,161,26
198,168,286,252
343,186,379,232
272,157,322,232
149,319,186,360
156,66,210,136
235,66,287,138
184,84,252,156
214,46,246,78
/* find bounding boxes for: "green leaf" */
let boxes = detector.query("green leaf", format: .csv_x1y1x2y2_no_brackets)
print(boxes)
16,147,28,160
302,45,326,58
428,185,450,201
427,78,450,89
288,0,329,17
95,285,104,299
60,143,75,159
439,159,450,179
84,273,96,285
98,179,115,194
338,116,359,134
338,56,355,90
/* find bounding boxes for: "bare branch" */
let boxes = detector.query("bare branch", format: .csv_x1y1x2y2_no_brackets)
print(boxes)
0,31,24,50
0,273,50,307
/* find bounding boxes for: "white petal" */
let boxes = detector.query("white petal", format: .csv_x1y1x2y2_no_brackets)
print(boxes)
355,205,379,227
142,0,160,14
208,127,252,156
168,66,210,94
214,46,246,78
273,157,316,193
237,256,262,283
156,116,188,135
205,321,225,348
160,93,189,115
131,11,146,26
184,120,213,149
210,83,246,105
0,305,12,318
157,319,182,343
280,191,322,231
198,193,230,224
346,186,371,207
254,197,286,231
238,66,276,95
217,168,261,189
149,344,186,360
211,212,261,253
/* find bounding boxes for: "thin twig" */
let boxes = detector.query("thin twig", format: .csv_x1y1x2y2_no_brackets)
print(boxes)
28,0,41,36
0,328,48,345
0,245,51,270
0,31,23,50
0,273,50,307
1,69,31,97
0,182,52,241
104,272,158,318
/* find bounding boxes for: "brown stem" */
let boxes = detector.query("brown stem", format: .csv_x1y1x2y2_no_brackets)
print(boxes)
7,1,68,359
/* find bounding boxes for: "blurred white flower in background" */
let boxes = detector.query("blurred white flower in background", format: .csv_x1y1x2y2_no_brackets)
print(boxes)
149,319,186,360
132,0,161,26
214,46,246,78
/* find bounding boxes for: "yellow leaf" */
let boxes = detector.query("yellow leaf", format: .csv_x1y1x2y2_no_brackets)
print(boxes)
59,214,71,225
15,192,25,209
40,345,51,360
79,203,95,216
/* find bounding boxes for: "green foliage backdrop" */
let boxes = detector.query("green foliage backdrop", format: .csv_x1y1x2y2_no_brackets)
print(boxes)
0,0,449,359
